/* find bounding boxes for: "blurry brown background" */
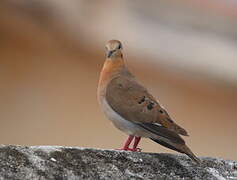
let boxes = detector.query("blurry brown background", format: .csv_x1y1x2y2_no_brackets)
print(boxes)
0,0,236,161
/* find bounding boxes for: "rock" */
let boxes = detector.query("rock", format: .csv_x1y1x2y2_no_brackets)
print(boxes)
0,145,236,180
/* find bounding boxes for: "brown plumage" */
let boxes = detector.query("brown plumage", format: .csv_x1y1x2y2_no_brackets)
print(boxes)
97,40,200,164
106,76,188,136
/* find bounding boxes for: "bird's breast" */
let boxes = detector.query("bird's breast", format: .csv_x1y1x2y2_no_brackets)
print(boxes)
99,96,150,137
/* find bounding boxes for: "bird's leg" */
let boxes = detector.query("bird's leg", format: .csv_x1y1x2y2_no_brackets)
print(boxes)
131,136,142,152
116,135,134,151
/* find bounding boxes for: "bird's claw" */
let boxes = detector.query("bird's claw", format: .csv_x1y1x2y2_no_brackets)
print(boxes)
134,148,142,152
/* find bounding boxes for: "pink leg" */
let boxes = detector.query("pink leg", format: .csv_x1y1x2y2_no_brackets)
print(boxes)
131,137,141,152
116,135,134,151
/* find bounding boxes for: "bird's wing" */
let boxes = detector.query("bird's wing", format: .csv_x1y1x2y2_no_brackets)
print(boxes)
105,75,188,136
139,123,185,144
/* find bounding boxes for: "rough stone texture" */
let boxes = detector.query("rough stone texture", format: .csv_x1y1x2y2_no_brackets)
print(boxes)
0,145,236,180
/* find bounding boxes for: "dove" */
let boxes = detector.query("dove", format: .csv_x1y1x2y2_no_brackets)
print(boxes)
97,40,200,164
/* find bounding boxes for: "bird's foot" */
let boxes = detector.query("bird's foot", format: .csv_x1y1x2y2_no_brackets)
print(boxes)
116,147,142,152
130,148,142,152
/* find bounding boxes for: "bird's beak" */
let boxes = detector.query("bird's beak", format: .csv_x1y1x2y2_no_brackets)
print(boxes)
107,50,115,58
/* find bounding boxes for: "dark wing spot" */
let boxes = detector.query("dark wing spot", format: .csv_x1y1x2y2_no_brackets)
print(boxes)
159,110,164,114
118,83,123,88
138,96,146,104
167,118,174,123
147,102,154,110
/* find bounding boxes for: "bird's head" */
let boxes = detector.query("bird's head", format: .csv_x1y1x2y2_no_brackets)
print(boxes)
105,40,123,59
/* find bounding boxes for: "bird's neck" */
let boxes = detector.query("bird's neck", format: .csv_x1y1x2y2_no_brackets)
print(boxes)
104,57,125,70
98,57,130,102
99,57,125,86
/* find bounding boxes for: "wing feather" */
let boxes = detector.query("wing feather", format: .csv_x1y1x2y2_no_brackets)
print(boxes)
106,75,188,136
138,123,185,144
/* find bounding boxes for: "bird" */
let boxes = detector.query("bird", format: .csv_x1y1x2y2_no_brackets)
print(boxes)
97,39,200,164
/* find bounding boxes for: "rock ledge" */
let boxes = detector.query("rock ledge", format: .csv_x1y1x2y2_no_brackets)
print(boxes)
0,145,236,179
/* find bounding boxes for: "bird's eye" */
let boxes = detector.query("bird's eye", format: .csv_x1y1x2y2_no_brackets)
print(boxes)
118,44,122,49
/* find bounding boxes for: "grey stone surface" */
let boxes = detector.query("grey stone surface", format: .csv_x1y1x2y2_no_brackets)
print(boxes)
0,145,236,180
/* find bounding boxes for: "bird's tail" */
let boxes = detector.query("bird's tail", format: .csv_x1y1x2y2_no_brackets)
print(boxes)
182,145,201,164
150,138,201,164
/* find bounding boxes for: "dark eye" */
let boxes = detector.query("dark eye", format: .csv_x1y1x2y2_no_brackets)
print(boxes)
118,43,122,49
159,110,164,114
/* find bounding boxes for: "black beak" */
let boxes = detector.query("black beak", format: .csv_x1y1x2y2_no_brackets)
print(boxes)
107,50,115,58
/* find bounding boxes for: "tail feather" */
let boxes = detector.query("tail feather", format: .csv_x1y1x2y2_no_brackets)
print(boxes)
187,153,201,164
150,138,201,164
150,138,183,154
182,145,201,164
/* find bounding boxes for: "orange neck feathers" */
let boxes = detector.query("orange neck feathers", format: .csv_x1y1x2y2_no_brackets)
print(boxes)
99,57,125,84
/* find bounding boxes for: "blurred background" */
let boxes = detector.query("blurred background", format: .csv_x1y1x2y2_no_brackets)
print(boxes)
0,0,237,161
